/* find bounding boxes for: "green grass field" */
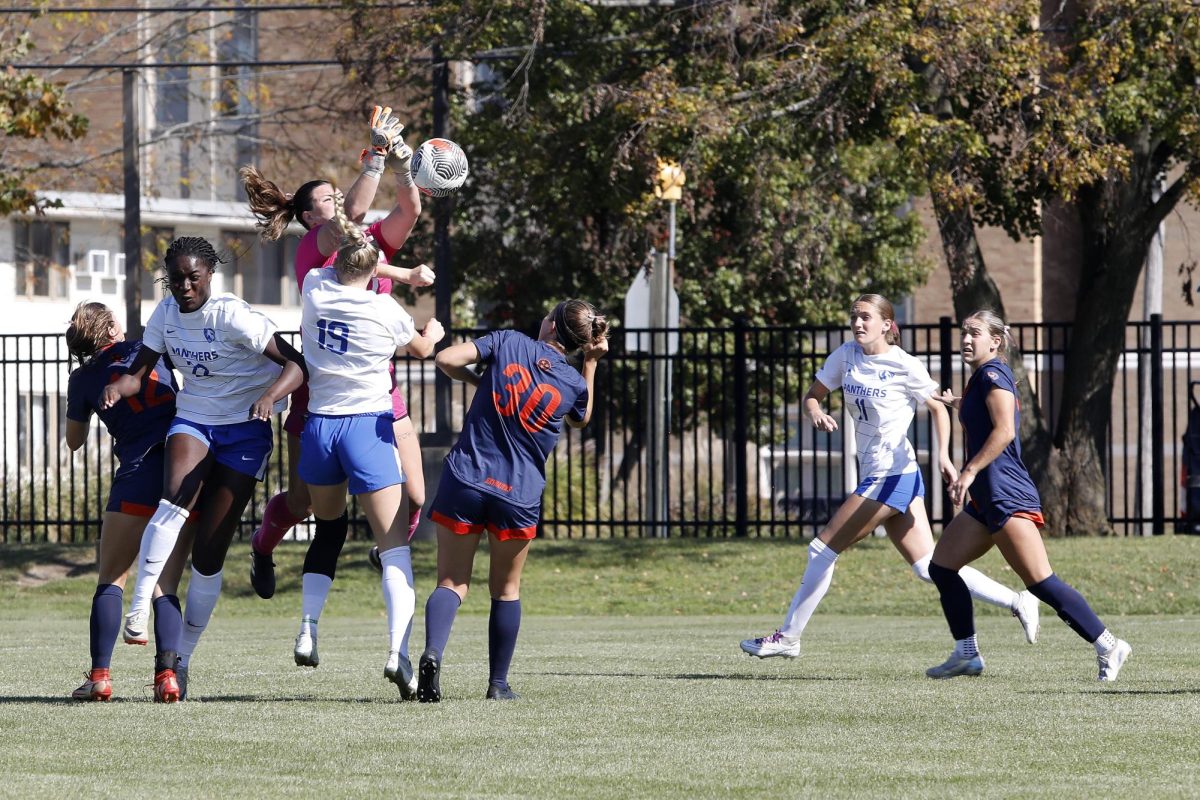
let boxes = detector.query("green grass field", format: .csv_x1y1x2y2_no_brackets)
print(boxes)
2,536,1199,798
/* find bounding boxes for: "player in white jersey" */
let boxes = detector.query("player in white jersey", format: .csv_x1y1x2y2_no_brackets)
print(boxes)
102,237,305,699
740,294,1038,662
260,192,444,698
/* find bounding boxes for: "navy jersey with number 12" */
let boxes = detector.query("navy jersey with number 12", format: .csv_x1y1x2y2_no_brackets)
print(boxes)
445,330,589,507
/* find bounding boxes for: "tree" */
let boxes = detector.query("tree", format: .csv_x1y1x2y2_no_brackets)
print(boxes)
0,29,88,214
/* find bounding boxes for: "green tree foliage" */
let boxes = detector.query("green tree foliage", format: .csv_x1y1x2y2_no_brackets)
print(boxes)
0,29,88,215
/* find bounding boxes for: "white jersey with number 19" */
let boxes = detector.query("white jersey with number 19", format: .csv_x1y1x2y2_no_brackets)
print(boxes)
814,341,938,478
301,268,417,416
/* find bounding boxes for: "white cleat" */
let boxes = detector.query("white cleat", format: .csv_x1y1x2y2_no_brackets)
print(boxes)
1097,639,1132,682
926,652,985,679
739,630,801,658
384,650,417,701
1012,590,1040,644
123,608,149,645
294,631,319,668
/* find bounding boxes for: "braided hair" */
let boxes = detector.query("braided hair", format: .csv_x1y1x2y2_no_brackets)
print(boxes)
328,190,379,282
552,299,609,353
240,165,330,240
65,301,116,366
164,236,225,272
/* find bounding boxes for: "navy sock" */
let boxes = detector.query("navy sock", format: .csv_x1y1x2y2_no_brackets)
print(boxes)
423,586,462,658
153,594,183,657
1027,573,1106,643
929,562,976,640
488,598,522,689
90,584,123,669
303,513,348,580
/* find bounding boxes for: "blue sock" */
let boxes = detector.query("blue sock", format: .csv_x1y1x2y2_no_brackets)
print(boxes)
423,586,462,658
1027,573,1106,643
153,594,183,657
89,584,123,669
488,598,522,689
929,562,975,640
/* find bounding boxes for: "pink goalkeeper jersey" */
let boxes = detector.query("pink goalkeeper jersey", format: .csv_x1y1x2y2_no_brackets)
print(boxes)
294,219,399,294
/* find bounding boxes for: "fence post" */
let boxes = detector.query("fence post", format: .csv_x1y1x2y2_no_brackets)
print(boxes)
1151,313,1165,535
733,317,749,537
939,315,954,528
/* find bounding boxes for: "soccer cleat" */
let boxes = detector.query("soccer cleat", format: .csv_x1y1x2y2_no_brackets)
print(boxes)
71,668,113,702
153,667,180,703
384,650,417,701
925,652,985,679
175,663,189,701
294,630,319,668
416,649,442,703
485,683,519,701
739,630,801,658
250,549,276,600
1012,590,1041,644
1097,639,1132,682
123,608,149,646
367,546,382,573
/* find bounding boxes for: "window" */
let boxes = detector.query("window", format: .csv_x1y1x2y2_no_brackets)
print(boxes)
12,219,70,299
222,230,288,306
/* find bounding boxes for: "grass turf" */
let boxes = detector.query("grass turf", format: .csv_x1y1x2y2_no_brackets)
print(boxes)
1,536,1198,798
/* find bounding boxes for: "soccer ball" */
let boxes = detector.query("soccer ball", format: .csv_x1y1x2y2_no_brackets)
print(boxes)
410,138,469,197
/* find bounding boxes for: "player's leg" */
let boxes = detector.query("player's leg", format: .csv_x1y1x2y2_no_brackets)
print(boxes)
368,413,424,572
892,495,1039,643
416,523,480,703
741,490,894,658
125,428,212,644
925,511,995,678
250,429,312,599
994,517,1131,680
485,520,533,701
294,481,349,668
151,519,194,702
359,478,416,698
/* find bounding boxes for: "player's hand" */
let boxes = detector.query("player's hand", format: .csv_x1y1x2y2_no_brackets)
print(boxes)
939,456,959,487
249,396,274,422
360,105,405,179
581,336,608,362
421,318,445,345
405,263,435,287
809,410,838,433
948,466,976,507
100,383,122,410
934,388,960,409
101,375,139,409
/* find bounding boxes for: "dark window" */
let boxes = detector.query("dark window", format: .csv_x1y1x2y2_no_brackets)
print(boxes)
12,219,70,298
141,227,175,300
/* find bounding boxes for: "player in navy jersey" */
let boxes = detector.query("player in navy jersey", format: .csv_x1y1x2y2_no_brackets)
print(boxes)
740,295,1035,662
102,237,305,700
416,299,609,702
64,302,192,702
926,309,1131,680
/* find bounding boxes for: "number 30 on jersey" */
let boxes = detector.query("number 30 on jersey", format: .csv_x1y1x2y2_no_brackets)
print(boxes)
493,363,561,434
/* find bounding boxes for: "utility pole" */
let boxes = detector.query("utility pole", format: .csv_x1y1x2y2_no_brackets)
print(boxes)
431,43,454,444
122,69,143,338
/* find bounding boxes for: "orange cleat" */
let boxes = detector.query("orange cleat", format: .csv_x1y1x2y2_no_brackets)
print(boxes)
153,668,180,703
71,668,113,702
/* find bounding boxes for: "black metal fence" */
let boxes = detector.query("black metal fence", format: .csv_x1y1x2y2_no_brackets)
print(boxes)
3,318,1198,542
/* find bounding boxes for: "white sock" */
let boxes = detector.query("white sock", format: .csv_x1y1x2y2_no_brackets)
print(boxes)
1094,629,1118,654
380,546,415,654
300,573,333,634
959,565,1020,610
129,500,189,614
779,539,839,639
954,634,979,659
178,567,223,668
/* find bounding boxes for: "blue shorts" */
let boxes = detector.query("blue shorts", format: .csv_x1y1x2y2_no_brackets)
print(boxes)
168,417,273,481
853,470,924,513
107,444,165,516
299,412,404,495
428,466,539,541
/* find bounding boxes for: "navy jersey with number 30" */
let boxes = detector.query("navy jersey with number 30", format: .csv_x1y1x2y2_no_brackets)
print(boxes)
445,330,589,507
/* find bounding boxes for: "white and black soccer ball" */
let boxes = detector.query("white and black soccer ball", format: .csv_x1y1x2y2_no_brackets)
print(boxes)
410,138,469,197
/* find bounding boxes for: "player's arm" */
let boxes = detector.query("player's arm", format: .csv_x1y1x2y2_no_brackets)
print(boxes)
924,395,958,485
947,387,1016,506
803,380,838,432
250,334,307,421
399,318,445,361
566,336,609,429
435,339,482,386
100,346,160,410
378,262,435,288
65,419,88,452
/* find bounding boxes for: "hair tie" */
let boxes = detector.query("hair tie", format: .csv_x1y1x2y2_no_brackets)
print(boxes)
1002,325,1010,336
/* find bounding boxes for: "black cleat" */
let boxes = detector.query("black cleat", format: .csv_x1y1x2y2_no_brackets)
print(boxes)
417,649,441,703
367,546,382,573
250,549,276,599
485,683,519,701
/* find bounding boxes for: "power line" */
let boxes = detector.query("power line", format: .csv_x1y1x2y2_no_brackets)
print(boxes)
0,3,419,12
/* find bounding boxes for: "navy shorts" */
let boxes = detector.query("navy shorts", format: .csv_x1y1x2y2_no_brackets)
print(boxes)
299,412,403,495
853,470,924,513
106,444,166,516
428,467,539,541
964,499,1045,533
168,417,273,481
